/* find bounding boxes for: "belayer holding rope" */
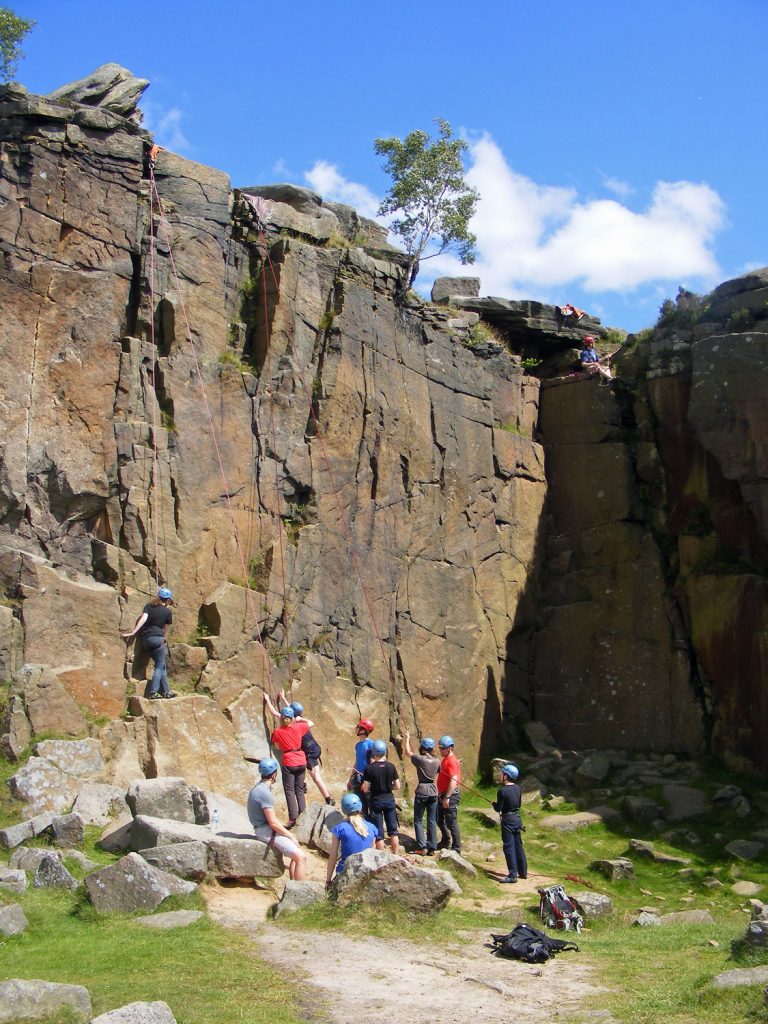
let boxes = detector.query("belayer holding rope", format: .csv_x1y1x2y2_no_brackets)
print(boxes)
493,763,528,884
436,735,462,853
579,335,613,382
265,689,335,805
121,587,176,700
263,695,312,828
247,757,307,880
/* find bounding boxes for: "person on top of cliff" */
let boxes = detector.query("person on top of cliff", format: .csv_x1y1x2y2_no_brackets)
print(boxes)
247,757,307,880
361,739,401,855
264,697,313,828
264,688,335,806
579,336,613,381
403,729,439,855
493,763,528,884
436,735,462,853
348,718,376,817
324,792,378,888
121,587,177,700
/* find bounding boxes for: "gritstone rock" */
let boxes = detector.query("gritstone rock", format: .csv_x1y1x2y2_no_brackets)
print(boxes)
0,694,31,760
0,979,91,1022
590,858,635,881
7,758,80,815
135,911,204,930
628,839,690,865
709,966,768,990
9,847,62,871
98,813,133,853
659,909,715,926
575,752,612,787
64,849,97,871
12,665,87,739
48,64,149,120
330,848,458,911
51,812,85,847
0,867,27,893
138,842,208,880
712,784,751,818
0,813,55,850
291,802,326,846
431,277,481,304
89,1001,177,1024
725,839,765,861
125,777,204,824
273,880,326,917
0,902,28,937
35,739,105,778
522,721,558,756
573,891,613,917
622,796,665,825
633,911,661,927
34,855,79,891
732,881,763,896
72,783,128,825
206,836,284,878
128,815,215,851
311,808,345,855
540,812,603,832
84,852,196,912
436,849,478,876
662,784,707,822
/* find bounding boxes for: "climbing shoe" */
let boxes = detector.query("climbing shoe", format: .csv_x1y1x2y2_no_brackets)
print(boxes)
148,693,162,700
163,691,177,699
500,875,518,884
414,848,427,856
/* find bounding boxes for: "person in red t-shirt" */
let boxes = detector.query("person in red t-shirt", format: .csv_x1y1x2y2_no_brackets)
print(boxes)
436,735,461,853
264,695,314,827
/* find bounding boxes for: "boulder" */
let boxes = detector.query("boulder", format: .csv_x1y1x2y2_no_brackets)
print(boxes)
0,813,55,850
628,839,690,866
662,784,707,822
622,796,665,825
572,891,613,917
0,903,28,937
330,848,458,911
72,784,128,825
539,812,603,832
710,966,768,990
712,785,751,818
633,911,661,927
590,858,635,881
436,849,478,876
198,790,253,834
659,909,715,926
207,836,284,878
34,855,79,891
732,881,763,896
126,777,204,824
311,808,345,855
138,842,208,880
12,665,88,738
0,693,31,760
522,721,557,756
128,815,214,851
51,812,85,848
0,867,27,893
98,813,134,853
290,802,326,847
9,847,63,871
7,757,80,815
84,853,196,912
431,277,481,304
35,739,105,778
89,1002,177,1024
48,63,150,119
135,911,204,930
725,840,765,861
575,753,612,787
273,879,326,918
0,979,91,1023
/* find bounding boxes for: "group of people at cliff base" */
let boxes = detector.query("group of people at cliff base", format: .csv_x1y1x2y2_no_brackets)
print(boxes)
246,703,528,888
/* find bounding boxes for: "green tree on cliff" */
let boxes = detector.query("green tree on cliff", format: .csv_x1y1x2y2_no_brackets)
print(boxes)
0,6,35,83
374,118,479,291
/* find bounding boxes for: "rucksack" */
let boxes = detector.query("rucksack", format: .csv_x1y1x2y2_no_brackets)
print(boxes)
538,884,584,932
490,923,579,964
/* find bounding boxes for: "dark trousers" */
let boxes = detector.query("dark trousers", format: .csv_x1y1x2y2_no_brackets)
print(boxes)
501,812,528,879
142,636,169,695
437,791,461,851
413,794,438,850
281,763,307,822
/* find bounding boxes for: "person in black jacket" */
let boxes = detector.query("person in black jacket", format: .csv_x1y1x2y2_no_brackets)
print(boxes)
122,587,176,699
493,763,528,883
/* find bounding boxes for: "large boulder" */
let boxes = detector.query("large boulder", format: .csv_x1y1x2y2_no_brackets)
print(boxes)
72,783,128,825
35,738,105,778
125,777,205,824
206,836,284,878
330,848,458,911
273,879,326,917
90,1003,177,1024
0,867,27,894
663,784,707,822
51,812,85,848
0,813,55,850
128,815,214,851
0,979,91,1023
84,853,196,912
0,693,31,760
0,903,28,937
33,855,79,891
48,63,150,120
6,757,80,815
137,842,208,881
10,847,63,871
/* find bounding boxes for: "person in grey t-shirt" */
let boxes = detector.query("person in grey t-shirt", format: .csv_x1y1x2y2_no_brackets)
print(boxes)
247,757,307,879
404,730,439,855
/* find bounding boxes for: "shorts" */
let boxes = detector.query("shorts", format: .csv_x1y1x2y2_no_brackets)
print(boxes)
306,751,321,770
369,798,399,838
253,832,301,858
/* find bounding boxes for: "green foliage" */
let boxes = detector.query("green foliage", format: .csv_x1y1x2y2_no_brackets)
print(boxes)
159,409,177,434
657,298,677,327
318,309,336,331
464,319,506,350
521,356,542,369
0,7,35,82
218,349,257,374
727,307,754,331
374,118,479,287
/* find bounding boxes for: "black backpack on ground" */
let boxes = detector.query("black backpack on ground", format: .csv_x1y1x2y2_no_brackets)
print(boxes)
490,923,579,964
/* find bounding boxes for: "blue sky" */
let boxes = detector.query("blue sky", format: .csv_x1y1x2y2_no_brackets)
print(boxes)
10,0,768,331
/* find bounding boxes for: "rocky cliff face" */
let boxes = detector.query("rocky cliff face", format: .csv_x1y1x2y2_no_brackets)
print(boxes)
1,72,766,791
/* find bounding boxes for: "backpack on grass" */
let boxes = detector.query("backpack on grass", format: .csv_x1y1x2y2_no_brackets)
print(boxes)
490,923,579,964
538,884,584,932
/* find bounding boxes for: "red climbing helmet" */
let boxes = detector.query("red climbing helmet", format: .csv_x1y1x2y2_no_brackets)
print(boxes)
357,718,374,734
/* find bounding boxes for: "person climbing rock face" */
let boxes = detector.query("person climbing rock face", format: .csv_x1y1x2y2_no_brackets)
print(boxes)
579,336,613,381
247,757,306,880
121,587,176,700
264,688,335,806
264,697,313,828
325,792,378,887
436,735,461,853
493,763,528,884
361,739,401,855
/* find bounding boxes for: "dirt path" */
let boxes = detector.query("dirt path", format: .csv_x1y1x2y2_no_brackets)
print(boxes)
203,853,613,1024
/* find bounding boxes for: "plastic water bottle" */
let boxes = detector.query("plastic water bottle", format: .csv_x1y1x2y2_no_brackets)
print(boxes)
210,808,219,832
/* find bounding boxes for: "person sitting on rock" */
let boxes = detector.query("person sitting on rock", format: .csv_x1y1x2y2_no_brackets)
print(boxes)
559,303,585,321
348,718,376,817
325,792,378,887
579,336,613,381
361,739,401,855
403,730,439,856
493,763,528,884
436,735,462,853
264,697,313,828
247,757,306,880
264,689,335,806
121,587,176,700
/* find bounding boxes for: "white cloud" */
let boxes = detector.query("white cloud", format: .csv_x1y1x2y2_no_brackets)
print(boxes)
300,134,726,299
304,160,381,219
601,174,634,199
142,103,191,155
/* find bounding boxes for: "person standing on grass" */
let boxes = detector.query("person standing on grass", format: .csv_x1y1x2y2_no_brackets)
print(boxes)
264,689,335,805
325,792,378,887
403,730,439,855
493,763,528,884
247,757,307,880
361,739,401,855
436,735,461,853
121,587,176,700
264,696,312,828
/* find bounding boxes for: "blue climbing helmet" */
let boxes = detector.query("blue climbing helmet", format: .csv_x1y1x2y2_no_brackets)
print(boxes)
280,706,295,719
420,737,435,751
157,587,173,600
289,701,304,716
371,739,387,756
502,763,519,780
438,735,454,749
258,757,279,777
341,793,363,815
